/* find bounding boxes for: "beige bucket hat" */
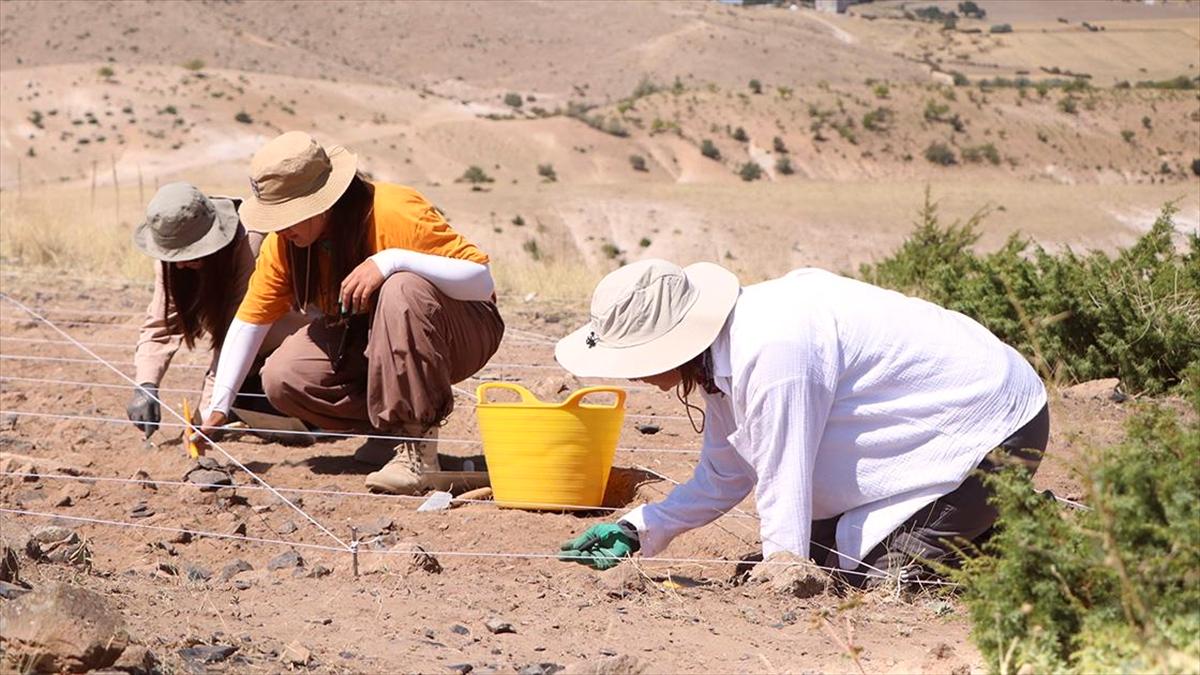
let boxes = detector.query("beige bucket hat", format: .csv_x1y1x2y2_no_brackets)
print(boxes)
556,259,740,379
132,182,240,262
239,131,358,233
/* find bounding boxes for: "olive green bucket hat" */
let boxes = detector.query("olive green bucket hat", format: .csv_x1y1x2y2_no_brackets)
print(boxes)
132,182,240,262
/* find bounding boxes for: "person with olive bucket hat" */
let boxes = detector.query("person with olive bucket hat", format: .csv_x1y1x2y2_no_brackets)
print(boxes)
556,260,1049,584
127,182,311,436
193,132,504,495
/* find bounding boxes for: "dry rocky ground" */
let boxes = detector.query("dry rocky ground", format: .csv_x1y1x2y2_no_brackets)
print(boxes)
0,1,1196,672
0,270,1145,674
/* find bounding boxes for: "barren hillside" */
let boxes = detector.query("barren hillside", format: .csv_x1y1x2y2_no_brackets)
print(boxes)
1,0,1198,286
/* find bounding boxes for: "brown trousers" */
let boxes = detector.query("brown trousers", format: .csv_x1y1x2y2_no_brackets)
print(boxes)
260,272,504,432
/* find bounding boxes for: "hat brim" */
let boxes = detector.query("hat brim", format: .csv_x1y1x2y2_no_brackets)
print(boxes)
555,262,740,380
132,197,241,262
238,146,357,233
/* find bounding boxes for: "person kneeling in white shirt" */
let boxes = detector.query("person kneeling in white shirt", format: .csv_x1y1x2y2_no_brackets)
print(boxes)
554,259,1049,585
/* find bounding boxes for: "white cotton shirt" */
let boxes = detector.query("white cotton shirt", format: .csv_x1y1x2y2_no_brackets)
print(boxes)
622,268,1047,569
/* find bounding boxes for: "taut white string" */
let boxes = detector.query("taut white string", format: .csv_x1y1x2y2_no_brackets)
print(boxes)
0,293,350,551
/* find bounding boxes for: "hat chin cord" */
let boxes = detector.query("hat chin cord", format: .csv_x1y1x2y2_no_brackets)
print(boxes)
675,385,706,435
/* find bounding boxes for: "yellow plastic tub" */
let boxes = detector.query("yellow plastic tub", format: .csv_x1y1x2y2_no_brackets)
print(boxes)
475,383,626,510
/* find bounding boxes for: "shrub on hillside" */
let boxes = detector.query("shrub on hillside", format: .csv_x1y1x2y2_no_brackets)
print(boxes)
910,5,959,29
738,162,762,182
458,165,494,184
182,58,205,71
960,396,1199,673
732,127,749,142
603,117,630,138
775,156,794,175
834,120,858,144
537,163,557,182
859,192,1200,394
748,79,763,95
97,66,114,78
629,154,648,172
234,111,253,124
772,136,788,154
1135,75,1199,90
631,76,660,99
1121,129,1135,144
503,92,523,108
924,99,951,122
989,23,1012,33
1192,158,1200,176
924,142,957,165
862,107,893,132
522,238,541,261
700,139,721,160
957,1,985,18
961,143,1000,165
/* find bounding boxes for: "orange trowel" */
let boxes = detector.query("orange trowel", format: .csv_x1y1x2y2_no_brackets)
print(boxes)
181,398,202,459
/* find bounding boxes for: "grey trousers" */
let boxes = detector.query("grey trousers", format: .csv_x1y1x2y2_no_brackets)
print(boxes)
810,404,1050,585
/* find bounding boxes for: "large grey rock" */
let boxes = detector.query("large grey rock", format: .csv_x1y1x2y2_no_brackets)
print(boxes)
1,537,19,582
112,644,160,674
1062,378,1124,402
186,469,233,491
747,551,830,599
484,617,515,634
178,644,237,664
281,640,311,667
24,526,90,566
0,580,31,600
363,541,441,576
562,655,646,675
267,549,303,570
520,664,563,675
220,559,253,581
0,583,130,672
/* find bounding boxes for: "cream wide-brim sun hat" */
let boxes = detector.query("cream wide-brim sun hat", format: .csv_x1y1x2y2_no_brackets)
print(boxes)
555,259,741,380
238,131,358,233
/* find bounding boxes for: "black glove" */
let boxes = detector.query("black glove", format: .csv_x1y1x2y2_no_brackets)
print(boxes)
126,383,160,439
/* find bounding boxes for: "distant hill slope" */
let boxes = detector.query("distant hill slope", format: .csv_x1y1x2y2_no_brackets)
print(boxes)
0,0,1196,287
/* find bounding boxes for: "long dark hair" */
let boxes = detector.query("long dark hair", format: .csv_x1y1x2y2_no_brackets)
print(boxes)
287,174,374,314
161,234,239,350
679,349,720,398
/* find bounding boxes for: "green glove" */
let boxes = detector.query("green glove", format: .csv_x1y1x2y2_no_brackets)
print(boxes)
558,522,639,570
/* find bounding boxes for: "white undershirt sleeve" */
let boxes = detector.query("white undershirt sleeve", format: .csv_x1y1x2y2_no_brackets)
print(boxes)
369,249,495,302
204,318,271,417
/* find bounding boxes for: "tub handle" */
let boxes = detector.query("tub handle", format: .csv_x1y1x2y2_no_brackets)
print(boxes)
562,386,627,410
475,382,540,405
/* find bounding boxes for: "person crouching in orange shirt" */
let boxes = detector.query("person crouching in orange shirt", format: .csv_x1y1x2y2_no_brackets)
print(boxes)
194,131,504,495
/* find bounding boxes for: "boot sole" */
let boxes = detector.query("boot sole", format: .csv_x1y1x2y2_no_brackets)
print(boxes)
364,471,490,495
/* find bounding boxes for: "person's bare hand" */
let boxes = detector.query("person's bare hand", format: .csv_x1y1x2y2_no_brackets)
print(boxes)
339,260,385,315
